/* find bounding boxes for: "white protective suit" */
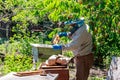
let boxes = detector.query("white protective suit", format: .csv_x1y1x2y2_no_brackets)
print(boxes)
62,23,92,56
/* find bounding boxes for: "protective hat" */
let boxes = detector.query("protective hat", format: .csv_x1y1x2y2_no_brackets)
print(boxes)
66,18,85,36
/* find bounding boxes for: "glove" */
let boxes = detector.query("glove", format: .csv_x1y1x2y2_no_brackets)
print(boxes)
58,32,67,37
52,44,62,50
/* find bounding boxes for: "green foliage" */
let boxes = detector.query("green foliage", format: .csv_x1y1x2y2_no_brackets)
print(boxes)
0,38,7,44
0,41,21,54
0,0,120,68
90,77,105,80
48,28,61,39
0,59,4,74
0,34,44,55
87,0,120,66
63,51,74,58
19,38,32,55
3,54,33,74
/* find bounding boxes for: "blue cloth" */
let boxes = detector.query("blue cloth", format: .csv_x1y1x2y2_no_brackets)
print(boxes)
52,44,62,50
58,32,67,37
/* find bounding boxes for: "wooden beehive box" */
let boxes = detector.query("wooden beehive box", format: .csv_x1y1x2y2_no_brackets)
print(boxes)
39,64,69,80
31,44,62,58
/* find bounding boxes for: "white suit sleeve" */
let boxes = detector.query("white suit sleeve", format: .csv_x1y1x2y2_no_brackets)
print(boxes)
62,24,90,51
62,33,84,51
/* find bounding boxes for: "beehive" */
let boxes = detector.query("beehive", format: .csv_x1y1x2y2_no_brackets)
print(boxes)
31,44,62,58
39,63,69,80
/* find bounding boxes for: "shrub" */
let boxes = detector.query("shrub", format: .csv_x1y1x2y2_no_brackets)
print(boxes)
3,53,33,74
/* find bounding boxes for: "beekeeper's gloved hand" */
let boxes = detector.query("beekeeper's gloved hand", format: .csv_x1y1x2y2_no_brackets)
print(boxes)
58,32,68,37
52,44,62,50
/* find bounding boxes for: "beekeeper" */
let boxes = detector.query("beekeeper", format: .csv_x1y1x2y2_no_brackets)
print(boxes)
53,18,94,80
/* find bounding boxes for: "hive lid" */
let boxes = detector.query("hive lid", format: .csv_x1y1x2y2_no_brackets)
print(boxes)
30,44,62,58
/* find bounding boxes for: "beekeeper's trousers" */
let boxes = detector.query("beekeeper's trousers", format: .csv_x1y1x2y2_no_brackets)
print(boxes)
74,53,94,80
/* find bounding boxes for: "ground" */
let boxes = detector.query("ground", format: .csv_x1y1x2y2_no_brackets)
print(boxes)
0,65,108,80
69,66,107,80
89,66,107,78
